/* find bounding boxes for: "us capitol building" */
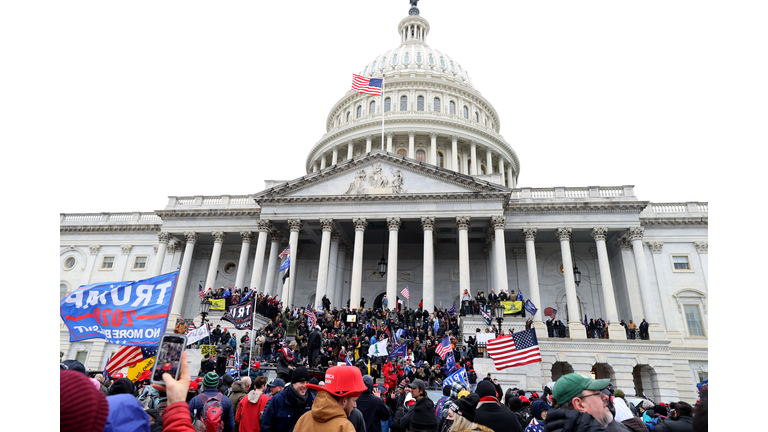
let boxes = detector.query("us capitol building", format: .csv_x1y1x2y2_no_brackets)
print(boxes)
60,4,707,402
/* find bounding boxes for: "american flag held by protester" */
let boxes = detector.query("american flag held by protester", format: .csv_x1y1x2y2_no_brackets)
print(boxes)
486,328,542,370
401,286,410,299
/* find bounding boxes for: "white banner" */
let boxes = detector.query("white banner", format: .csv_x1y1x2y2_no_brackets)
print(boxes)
187,323,210,345
368,340,388,358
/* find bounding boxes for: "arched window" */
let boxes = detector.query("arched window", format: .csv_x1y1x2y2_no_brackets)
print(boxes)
357,105,363,118
397,148,407,157
457,156,462,171
369,101,376,115
449,101,456,115
380,58,387,68
60,283,68,301
417,96,424,111
429,55,434,65
347,111,351,122
416,149,426,162
384,97,391,112
440,58,446,68
436,151,444,168
416,53,422,63
474,112,479,122
463,106,469,119
467,159,472,174
404,53,410,64
391,55,398,65
450,62,455,72
370,64,376,75
433,98,440,112
400,96,408,111
480,164,486,175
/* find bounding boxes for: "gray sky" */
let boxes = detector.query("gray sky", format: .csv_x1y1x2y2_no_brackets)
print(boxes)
22,0,744,213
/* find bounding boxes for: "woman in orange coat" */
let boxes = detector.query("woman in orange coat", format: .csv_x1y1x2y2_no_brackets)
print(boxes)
236,376,269,432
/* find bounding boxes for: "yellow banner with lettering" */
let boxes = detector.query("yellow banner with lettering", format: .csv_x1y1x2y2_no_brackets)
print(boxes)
501,301,523,314
127,357,154,382
201,345,217,357
209,298,226,310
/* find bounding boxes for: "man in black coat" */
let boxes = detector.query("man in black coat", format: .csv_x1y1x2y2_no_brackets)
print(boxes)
307,325,323,367
474,380,523,432
656,401,694,432
357,375,391,432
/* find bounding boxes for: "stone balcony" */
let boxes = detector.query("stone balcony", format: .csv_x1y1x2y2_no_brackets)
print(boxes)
509,185,636,202
164,195,259,210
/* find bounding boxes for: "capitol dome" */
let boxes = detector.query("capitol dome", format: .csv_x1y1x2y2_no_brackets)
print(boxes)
306,11,520,188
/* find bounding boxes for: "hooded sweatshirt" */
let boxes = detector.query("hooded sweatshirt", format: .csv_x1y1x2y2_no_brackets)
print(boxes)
236,389,268,432
292,390,357,432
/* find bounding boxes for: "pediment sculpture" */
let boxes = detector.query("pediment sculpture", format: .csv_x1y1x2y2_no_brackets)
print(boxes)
344,163,406,195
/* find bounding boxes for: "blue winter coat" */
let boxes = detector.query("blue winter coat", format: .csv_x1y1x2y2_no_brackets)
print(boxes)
261,385,314,432
104,394,150,432
188,387,235,432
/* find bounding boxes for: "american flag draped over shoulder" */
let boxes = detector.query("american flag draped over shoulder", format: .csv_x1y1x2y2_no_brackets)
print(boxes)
401,286,410,300
436,336,452,359
105,346,157,376
486,328,541,370
185,321,196,334
351,73,383,96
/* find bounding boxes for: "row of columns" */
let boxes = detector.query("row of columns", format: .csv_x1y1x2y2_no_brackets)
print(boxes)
163,221,660,340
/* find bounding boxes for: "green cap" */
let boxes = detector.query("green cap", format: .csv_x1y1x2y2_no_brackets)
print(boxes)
552,373,611,405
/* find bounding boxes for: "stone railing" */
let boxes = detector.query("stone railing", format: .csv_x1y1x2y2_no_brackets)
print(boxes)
509,185,635,201
61,212,161,224
640,202,708,218
164,195,258,210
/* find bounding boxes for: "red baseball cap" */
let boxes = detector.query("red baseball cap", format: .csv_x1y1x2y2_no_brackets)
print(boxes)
189,381,199,391
306,365,367,398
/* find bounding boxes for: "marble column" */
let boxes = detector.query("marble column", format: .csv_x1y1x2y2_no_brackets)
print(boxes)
287,219,303,308
169,231,198,322
320,156,326,170
451,135,459,171
486,236,495,292
347,140,354,160
456,216,471,299
508,167,515,187
332,147,338,165
350,218,367,310
236,230,254,290
386,217,401,311
326,230,341,306
628,226,663,339
204,231,227,292
151,231,171,276
249,220,271,291
491,216,509,294
422,216,436,313
430,132,437,165
591,227,624,339
315,218,334,308
486,148,493,174
523,228,547,338
499,159,506,187
365,135,372,153
470,141,478,175
557,227,583,337
408,131,415,159
263,228,282,296
695,241,708,288
386,132,394,153
334,242,348,308
647,240,683,343
617,237,645,323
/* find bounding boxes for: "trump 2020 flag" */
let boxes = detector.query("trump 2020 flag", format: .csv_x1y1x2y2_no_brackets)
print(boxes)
60,272,179,346
279,256,290,272
525,299,538,316
388,342,407,359
443,367,468,388
352,73,382,96
445,349,458,375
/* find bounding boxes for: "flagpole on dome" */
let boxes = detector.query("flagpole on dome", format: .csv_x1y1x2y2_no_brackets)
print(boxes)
380,74,385,150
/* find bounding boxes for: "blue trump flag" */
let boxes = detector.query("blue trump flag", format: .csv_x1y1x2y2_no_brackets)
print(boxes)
60,271,179,347
525,299,538,316
445,349,458,375
388,342,407,359
279,256,290,272
443,367,468,388
516,290,523,302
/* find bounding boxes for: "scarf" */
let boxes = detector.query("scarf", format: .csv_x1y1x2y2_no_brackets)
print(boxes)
283,347,294,361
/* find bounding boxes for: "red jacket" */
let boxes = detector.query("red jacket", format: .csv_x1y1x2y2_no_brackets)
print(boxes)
236,391,269,432
162,401,195,432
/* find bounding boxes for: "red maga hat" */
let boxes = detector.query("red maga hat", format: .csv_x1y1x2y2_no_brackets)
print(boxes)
306,365,367,398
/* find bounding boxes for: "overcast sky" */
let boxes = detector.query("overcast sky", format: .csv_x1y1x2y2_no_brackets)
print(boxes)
7,1,757,213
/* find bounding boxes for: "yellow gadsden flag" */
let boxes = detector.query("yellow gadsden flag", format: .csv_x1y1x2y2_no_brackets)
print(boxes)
501,301,523,314
127,357,154,382
209,298,226,311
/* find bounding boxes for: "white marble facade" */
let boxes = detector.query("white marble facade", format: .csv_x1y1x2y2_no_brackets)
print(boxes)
59,8,707,403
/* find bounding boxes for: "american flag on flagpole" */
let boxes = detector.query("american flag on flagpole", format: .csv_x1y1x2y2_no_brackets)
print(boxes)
198,284,205,300
279,246,290,259
401,286,410,300
436,336,453,359
486,329,542,370
351,73,383,96
305,308,317,328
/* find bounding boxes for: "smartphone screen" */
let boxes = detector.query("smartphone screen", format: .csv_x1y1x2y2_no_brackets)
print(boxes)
151,333,187,384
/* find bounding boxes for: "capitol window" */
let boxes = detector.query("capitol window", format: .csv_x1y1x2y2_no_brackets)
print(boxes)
474,112,479,122
672,255,692,271
384,97,391,112
400,96,408,111
392,55,397,65
433,98,440,112
370,101,376,115
63,256,76,270
357,105,362,118
450,63,455,72
101,256,115,270
416,53,422,63
416,149,426,162
449,101,456,115
440,58,446,68
429,55,434,65
60,283,68,301
480,164,486,175
133,256,147,270
463,106,469,119
404,53,410,64
380,58,386,68
397,148,407,157
436,151,444,167
224,262,237,275
417,96,424,111
684,305,706,337
370,64,376,75
347,112,351,122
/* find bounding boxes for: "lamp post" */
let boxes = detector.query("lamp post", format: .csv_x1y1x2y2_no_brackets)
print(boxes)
200,298,211,326
493,303,505,338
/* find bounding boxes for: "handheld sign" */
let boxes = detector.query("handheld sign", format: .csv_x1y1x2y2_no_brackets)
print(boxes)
60,271,179,346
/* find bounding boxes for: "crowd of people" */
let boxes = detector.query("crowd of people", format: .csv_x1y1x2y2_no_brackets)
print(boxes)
61,354,708,432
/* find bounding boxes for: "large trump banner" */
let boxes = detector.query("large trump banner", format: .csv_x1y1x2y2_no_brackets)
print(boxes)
60,272,179,346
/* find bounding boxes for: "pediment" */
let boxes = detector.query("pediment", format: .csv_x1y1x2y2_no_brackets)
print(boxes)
253,150,511,203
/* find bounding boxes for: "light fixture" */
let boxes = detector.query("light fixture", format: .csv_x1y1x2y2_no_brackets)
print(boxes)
378,224,388,278
199,297,211,323
570,232,581,287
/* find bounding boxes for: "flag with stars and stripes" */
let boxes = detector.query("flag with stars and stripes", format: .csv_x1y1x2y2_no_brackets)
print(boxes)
105,346,157,376
305,308,317,328
351,73,383,96
198,284,205,300
436,336,453,359
401,286,410,300
486,329,541,370
278,246,290,259
448,302,456,316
